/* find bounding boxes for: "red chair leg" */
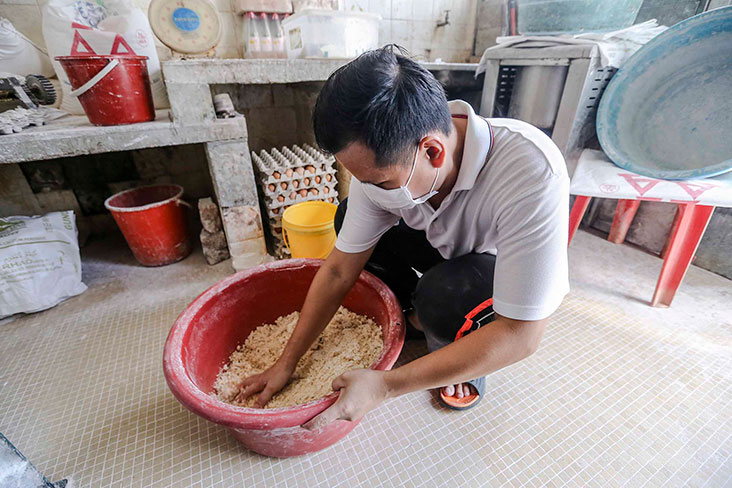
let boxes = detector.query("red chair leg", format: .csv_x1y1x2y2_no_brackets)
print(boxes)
608,199,641,244
651,203,715,307
569,196,592,245
660,206,682,260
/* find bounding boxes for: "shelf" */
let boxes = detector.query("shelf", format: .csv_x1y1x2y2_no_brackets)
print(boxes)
0,110,247,164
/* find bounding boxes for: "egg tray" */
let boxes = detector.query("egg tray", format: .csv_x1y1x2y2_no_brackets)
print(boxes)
251,144,336,187
256,162,336,188
262,171,337,203
264,187,338,216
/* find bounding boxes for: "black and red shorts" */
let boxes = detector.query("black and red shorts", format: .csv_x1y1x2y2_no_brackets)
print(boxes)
335,199,495,352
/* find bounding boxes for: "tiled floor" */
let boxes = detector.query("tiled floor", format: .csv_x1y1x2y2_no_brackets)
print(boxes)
1,230,730,487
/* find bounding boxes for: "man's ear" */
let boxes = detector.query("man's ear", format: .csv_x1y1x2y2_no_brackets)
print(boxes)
421,136,447,169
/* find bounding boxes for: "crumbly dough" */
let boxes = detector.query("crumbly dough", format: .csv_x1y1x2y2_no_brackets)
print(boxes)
213,306,383,408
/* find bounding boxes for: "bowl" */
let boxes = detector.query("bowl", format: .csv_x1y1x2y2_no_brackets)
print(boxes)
162,259,405,457
596,7,732,180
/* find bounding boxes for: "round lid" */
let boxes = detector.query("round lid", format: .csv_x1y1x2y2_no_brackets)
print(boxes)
148,0,222,54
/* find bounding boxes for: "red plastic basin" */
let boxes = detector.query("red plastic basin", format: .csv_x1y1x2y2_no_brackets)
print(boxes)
162,259,405,457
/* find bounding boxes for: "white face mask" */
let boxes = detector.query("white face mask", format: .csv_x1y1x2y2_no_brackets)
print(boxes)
361,147,440,210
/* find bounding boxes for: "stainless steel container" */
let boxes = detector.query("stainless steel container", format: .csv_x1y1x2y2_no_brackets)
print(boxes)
508,65,568,129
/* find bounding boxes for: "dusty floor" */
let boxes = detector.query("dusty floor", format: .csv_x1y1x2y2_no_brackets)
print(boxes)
0,230,730,487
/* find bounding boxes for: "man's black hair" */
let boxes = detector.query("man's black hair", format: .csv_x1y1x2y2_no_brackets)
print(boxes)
313,45,453,167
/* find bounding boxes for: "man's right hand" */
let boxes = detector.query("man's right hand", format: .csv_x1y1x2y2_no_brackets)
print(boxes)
232,360,295,408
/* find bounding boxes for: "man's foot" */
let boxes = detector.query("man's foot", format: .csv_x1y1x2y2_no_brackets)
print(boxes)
439,377,485,410
441,383,478,399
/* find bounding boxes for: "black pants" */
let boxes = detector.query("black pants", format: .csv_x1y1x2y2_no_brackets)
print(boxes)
334,198,496,352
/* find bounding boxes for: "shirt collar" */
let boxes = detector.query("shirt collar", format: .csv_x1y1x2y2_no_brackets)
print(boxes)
448,100,493,192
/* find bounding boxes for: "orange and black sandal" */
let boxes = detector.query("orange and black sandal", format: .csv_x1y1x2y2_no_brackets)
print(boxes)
439,376,485,410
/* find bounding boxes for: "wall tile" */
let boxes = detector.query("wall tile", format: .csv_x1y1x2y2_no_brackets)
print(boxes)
411,0,435,21
391,0,412,19
432,0,453,23
344,0,370,11
449,0,476,24
368,0,392,17
390,19,412,51
411,20,436,51
217,13,240,48
378,19,392,44
212,0,234,11
213,45,242,59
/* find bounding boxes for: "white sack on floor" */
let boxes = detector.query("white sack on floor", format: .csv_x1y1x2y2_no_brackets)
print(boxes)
0,211,87,319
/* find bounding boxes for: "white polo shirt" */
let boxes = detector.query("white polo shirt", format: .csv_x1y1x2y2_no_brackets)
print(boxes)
336,100,570,321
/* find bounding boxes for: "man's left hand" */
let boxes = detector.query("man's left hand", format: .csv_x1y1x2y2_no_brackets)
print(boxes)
302,368,390,430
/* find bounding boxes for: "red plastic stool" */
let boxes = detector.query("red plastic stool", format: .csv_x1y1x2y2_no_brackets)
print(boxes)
569,150,730,307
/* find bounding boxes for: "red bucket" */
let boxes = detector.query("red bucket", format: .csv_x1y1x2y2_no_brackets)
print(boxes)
55,55,155,126
105,184,192,267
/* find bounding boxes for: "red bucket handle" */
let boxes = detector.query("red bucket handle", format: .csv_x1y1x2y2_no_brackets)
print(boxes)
69,58,120,98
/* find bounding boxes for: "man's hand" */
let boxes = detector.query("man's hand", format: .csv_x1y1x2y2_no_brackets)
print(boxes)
231,361,294,408
302,369,390,430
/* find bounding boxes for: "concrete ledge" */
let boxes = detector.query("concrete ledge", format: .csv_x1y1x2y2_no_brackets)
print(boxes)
162,59,482,85
421,62,480,71
0,110,248,164
162,59,351,85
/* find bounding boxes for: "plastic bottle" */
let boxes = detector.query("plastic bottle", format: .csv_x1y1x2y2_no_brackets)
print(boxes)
245,12,260,58
259,13,273,56
270,13,286,58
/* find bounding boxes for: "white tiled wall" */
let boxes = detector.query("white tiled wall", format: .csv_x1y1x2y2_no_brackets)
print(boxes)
344,0,478,62
0,0,477,62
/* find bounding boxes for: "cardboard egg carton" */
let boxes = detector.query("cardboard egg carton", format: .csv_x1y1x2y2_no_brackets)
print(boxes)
262,173,336,202
252,144,336,186
264,186,338,214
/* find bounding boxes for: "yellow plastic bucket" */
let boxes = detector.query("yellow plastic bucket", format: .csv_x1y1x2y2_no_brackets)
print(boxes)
282,201,338,259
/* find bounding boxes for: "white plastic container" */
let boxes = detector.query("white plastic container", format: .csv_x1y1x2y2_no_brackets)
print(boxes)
281,9,380,59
